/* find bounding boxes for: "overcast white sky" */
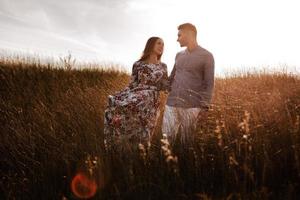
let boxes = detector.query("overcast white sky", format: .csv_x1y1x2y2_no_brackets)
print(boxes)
0,0,299,75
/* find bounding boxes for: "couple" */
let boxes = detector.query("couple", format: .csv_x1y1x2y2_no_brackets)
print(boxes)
104,23,215,143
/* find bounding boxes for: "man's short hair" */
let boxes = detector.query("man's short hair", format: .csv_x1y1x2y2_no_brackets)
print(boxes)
178,23,197,36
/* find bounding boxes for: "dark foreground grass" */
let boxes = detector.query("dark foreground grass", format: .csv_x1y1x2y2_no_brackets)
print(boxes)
1,58,300,199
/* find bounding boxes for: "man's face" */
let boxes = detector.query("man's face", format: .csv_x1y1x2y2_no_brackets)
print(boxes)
177,29,188,47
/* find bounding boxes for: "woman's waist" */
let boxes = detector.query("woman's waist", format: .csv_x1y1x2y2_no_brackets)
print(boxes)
129,84,159,91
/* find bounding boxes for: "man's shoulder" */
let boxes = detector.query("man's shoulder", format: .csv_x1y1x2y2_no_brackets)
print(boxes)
177,49,186,54
198,47,214,58
175,50,185,59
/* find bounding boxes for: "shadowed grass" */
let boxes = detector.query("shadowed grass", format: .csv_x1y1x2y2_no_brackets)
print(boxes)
1,56,300,199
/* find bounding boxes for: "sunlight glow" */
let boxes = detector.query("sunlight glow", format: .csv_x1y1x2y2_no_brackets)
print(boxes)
0,0,299,75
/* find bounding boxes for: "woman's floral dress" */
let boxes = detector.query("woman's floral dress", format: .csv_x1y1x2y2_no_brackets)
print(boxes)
104,61,169,141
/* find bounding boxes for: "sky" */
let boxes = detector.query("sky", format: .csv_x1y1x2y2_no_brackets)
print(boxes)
0,0,299,76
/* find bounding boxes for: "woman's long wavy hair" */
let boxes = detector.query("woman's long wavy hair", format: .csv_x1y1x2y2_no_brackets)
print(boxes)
138,37,162,62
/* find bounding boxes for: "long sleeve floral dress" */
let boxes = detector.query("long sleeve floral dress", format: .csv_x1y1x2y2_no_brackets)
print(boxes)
104,61,169,141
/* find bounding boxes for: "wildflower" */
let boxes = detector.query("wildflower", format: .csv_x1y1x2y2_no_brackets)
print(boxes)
229,155,239,166
138,143,147,162
215,120,223,147
85,155,98,176
239,110,251,136
160,136,178,165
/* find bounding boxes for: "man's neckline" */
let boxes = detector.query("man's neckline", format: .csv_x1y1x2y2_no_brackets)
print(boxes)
185,45,201,53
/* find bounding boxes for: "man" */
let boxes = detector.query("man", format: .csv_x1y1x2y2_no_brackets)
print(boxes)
162,23,215,142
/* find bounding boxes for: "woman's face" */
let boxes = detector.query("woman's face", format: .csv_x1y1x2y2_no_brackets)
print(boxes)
152,39,164,56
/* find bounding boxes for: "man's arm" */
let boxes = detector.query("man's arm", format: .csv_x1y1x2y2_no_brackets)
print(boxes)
201,54,215,101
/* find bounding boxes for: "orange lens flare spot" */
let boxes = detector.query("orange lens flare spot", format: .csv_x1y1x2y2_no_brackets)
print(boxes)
71,173,97,199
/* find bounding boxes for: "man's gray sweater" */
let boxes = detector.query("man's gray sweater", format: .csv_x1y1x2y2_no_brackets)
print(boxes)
166,45,215,109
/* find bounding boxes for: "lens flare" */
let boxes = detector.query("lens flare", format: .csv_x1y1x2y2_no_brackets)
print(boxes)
71,172,97,199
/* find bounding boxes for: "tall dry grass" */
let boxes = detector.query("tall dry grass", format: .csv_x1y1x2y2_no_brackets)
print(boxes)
1,56,300,199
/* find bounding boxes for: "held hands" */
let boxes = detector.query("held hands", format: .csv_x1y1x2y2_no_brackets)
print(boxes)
160,79,171,92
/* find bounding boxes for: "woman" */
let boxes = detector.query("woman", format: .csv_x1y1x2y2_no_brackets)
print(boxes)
104,37,169,142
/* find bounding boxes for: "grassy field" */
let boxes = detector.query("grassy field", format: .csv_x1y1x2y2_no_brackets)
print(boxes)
1,56,300,199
